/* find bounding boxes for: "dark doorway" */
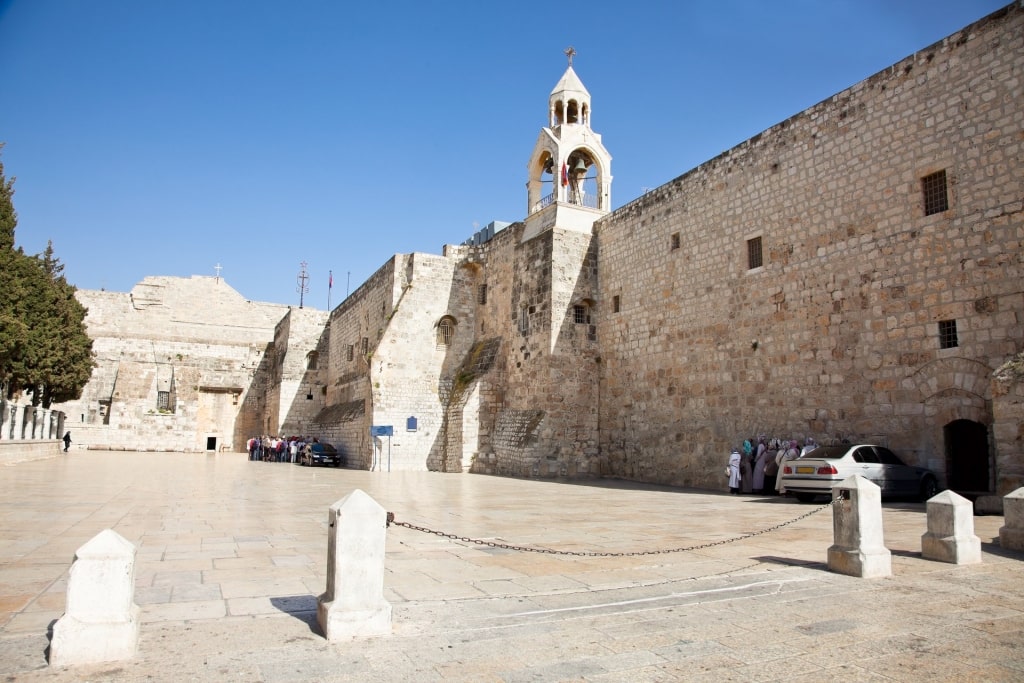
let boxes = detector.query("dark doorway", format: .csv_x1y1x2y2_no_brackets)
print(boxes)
206,436,217,452
944,420,990,492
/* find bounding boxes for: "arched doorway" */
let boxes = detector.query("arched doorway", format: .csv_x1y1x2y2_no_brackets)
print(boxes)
944,419,990,492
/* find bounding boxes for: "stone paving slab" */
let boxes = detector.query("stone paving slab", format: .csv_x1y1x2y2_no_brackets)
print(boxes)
0,451,1020,681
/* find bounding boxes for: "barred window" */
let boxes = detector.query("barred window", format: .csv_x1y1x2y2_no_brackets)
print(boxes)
922,170,949,216
573,304,590,324
347,344,354,361
478,284,488,305
361,337,369,354
518,305,529,334
156,391,170,411
938,319,958,349
437,317,455,346
747,236,763,270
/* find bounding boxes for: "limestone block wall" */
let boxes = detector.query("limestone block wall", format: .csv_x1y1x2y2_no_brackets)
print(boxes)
269,307,330,437
993,353,1024,495
318,257,399,467
55,277,287,452
464,222,601,477
595,4,1023,490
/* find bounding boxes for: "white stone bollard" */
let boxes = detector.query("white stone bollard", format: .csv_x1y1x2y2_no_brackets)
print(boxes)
827,475,892,578
49,529,140,667
998,487,1024,552
921,490,981,564
317,489,392,641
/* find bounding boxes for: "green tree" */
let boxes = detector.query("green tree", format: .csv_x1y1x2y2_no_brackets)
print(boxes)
0,148,95,406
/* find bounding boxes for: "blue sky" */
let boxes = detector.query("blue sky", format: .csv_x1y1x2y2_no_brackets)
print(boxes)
0,0,1009,308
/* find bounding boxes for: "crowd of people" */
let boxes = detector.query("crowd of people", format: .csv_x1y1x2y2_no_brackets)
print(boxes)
727,435,821,495
246,435,320,463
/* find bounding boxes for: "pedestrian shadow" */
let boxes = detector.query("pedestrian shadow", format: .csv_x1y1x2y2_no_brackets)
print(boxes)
269,595,321,636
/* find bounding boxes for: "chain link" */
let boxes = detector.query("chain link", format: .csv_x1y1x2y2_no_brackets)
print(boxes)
388,497,842,558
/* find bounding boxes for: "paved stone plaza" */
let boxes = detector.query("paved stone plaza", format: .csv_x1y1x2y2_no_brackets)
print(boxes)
0,451,1021,681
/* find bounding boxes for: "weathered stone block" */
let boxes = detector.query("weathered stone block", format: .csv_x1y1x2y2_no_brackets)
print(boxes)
921,490,981,564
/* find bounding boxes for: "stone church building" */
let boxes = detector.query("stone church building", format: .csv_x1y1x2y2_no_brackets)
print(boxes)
56,4,1023,503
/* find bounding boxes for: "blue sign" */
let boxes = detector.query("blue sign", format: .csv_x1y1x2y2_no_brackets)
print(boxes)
370,425,393,437
406,416,418,432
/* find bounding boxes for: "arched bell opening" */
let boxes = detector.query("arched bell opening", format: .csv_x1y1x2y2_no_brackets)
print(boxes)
528,151,558,214
566,99,579,124
566,150,599,209
552,100,564,127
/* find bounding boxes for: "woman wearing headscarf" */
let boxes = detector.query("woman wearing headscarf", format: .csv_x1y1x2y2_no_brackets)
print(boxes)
752,435,768,494
775,440,801,494
741,439,754,493
727,447,742,494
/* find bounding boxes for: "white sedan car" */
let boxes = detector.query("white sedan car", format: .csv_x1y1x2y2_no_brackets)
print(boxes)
779,444,940,503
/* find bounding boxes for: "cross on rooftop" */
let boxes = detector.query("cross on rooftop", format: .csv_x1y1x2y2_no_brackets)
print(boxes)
214,263,222,282
564,46,576,67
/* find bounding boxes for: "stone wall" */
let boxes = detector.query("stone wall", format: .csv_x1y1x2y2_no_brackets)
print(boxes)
56,276,297,452
595,4,1023,490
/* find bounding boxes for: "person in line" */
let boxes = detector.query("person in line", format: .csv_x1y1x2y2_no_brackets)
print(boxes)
741,439,754,494
62,431,71,453
775,439,801,495
727,446,742,494
752,435,768,494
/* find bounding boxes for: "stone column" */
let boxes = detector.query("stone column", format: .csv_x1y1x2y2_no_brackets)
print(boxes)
13,405,26,440
49,529,140,667
921,490,981,564
317,489,392,641
827,475,892,578
998,487,1024,552
0,399,8,441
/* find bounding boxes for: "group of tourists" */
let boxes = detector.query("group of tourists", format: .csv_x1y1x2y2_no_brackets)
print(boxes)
247,435,317,463
727,435,819,495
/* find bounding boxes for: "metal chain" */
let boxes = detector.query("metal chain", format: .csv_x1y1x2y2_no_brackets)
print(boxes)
387,497,841,558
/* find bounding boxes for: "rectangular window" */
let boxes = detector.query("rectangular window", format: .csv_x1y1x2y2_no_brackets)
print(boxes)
518,306,529,334
670,233,680,251
612,295,620,313
361,337,369,354
478,284,488,305
347,344,354,361
573,304,590,324
747,236,763,270
938,319,958,349
156,391,170,411
922,170,949,216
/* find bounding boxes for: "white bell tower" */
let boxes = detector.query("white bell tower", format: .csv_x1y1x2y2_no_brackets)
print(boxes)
523,48,613,242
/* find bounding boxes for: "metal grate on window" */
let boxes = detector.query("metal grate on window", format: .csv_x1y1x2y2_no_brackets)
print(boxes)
573,304,590,324
938,319,958,349
747,236,763,270
347,345,354,361
922,170,949,216
478,284,488,305
437,319,454,346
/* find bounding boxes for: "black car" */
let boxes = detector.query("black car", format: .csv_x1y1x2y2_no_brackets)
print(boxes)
299,442,345,467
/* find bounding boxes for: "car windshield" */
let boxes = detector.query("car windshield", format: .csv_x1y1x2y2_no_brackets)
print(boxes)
804,446,849,459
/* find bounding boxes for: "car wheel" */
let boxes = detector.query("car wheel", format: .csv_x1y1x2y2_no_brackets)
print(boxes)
919,476,939,502
794,493,817,503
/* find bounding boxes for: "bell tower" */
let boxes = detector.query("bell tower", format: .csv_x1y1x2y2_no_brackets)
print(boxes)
523,48,613,242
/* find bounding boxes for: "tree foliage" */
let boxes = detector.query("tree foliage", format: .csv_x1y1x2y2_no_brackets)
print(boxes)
0,147,95,407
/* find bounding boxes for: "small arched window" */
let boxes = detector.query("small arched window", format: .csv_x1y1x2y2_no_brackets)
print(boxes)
437,316,456,346
306,351,319,370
